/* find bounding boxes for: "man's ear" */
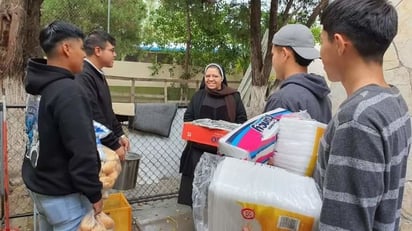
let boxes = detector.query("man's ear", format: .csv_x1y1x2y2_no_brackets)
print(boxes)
94,46,102,57
281,47,291,59
61,42,71,57
334,33,350,56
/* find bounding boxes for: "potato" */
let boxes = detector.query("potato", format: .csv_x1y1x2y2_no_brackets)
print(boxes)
79,212,96,231
101,161,116,175
96,212,115,229
102,146,119,161
100,175,116,189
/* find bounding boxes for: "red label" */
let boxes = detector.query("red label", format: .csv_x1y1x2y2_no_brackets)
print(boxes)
241,208,255,220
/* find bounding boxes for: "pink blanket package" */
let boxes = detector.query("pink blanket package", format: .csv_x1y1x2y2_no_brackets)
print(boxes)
218,108,291,163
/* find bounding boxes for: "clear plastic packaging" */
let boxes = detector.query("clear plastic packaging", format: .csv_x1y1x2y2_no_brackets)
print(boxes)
192,152,224,231
274,115,327,176
93,121,122,198
208,158,322,231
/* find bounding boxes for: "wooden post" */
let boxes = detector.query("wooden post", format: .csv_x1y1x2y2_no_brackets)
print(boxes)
131,79,135,103
164,79,168,103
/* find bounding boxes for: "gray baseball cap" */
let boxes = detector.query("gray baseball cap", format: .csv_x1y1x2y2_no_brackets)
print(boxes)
272,24,320,60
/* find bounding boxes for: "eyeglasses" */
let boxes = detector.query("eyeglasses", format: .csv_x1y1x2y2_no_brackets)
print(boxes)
103,48,115,53
96,46,115,54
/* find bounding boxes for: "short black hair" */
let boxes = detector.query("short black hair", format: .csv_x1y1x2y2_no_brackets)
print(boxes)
321,0,397,64
275,46,313,67
84,30,116,56
39,20,85,56
290,47,313,67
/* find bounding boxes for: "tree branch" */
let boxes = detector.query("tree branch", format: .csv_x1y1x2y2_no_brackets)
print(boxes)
306,0,329,27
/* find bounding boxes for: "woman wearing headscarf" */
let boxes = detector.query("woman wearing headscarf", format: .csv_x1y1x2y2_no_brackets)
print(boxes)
178,63,247,206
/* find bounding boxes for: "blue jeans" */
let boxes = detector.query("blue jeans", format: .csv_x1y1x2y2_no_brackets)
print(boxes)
29,190,92,231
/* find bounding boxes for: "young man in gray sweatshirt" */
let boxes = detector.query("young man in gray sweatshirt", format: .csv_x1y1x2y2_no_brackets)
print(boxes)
313,0,411,230
264,24,332,124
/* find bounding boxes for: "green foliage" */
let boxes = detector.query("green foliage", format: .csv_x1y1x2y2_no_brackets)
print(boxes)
311,25,322,44
142,0,250,76
41,0,146,58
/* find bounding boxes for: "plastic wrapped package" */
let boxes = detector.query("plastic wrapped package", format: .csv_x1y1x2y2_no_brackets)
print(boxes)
218,108,291,163
79,210,114,231
192,153,225,231
208,158,322,231
93,121,122,198
274,117,327,176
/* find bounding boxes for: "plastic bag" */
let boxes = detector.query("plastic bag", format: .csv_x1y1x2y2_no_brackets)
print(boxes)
96,212,115,230
79,210,107,231
192,152,225,231
93,121,122,198
99,146,122,198
208,158,322,231
273,112,327,176
93,121,112,161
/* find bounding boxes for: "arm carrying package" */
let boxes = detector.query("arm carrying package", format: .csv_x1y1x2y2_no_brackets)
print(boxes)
208,158,321,231
218,108,291,163
274,117,327,176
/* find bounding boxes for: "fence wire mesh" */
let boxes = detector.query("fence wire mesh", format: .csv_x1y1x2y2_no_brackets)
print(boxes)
3,105,186,219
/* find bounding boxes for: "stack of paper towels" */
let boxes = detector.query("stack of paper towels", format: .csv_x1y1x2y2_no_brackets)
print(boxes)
208,157,322,231
218,108,291,163
274,117,327,176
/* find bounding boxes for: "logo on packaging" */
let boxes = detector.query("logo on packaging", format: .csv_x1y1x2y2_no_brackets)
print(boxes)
251,115,277,133
241,208,256,220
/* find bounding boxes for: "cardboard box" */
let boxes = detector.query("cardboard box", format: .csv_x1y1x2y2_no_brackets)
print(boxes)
182,122,230,147
103,193,132,231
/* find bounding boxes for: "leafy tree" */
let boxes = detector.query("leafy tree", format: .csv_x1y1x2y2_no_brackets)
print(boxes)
143,0,250,76
248,0,329,115
142,0,250,101
41,0,146,58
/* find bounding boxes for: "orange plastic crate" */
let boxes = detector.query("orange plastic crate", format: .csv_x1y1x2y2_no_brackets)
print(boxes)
103,193,132,231
182,122,229,147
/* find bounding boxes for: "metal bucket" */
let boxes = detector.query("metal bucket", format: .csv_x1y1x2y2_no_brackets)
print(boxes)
113,152,141,190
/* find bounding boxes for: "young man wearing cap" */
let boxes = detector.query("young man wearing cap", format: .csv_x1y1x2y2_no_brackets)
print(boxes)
313,0,411,230
264,24,331,124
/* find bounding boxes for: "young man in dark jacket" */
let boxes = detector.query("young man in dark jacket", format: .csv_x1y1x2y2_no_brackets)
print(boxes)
264,24,332,124
76,30,129,160
23,21,102,231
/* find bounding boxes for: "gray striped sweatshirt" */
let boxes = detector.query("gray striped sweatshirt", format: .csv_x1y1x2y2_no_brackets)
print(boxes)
314,85,411,231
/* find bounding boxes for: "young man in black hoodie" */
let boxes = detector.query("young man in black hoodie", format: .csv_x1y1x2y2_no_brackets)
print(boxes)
264,24,332,124
76,30,129,160
23,21,102,231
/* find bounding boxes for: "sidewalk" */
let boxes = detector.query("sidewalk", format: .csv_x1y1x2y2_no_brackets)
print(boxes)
133,198,194,231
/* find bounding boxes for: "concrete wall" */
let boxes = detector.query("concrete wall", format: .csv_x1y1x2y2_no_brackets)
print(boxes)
102,61,243,87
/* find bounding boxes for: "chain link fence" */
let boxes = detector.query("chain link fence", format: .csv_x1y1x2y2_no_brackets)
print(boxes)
3,105,186,220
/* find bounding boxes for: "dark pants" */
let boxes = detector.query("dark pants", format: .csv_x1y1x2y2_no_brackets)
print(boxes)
177,175,193,207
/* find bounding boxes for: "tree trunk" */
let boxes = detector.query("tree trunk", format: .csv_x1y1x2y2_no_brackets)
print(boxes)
248,0,327,116
180,0,192,102
248,0,278,117
250,0,262,87
0,0,43,105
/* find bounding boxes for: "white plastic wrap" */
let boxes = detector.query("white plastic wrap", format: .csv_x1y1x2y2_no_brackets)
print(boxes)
192,153,224,231
274,117,327,176
208,157,322,231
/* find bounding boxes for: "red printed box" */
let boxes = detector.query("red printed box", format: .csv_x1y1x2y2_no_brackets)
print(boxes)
182,122,230,147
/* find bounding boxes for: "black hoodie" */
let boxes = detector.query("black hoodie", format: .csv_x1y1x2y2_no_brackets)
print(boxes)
264,73,332,124
23,58,102,203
